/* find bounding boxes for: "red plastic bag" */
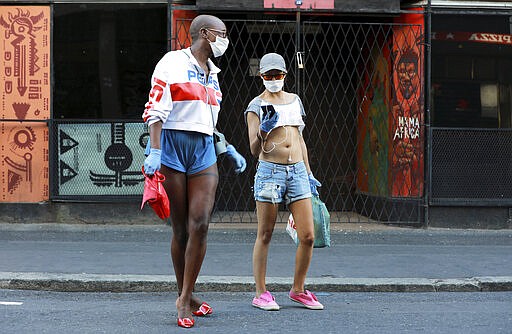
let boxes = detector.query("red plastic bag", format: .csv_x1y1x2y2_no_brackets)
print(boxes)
141,167,170,219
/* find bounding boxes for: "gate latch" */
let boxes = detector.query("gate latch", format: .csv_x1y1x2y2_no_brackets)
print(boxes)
296,52,304,69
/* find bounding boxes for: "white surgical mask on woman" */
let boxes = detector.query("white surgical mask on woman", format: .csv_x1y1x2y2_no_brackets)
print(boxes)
209,35,229,57
263,79,284,93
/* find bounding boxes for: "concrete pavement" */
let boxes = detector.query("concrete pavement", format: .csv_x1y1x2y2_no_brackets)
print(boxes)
1,222,511,293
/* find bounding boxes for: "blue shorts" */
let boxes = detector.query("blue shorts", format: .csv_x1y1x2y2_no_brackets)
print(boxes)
253,160,312,205
157,129,216,174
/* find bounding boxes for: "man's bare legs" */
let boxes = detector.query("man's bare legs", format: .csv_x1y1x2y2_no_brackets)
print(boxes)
162,164,218,319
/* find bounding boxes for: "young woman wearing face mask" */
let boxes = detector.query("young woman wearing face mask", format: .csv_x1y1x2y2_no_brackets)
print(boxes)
245,53,324,311
142,15,246,328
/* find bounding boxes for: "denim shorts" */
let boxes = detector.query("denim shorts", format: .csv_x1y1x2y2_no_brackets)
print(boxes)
253,160,312,205
159,129,216,174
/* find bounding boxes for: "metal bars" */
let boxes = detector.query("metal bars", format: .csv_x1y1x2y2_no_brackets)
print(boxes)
183,19,426,224
430,127,512,206
301,22,424,223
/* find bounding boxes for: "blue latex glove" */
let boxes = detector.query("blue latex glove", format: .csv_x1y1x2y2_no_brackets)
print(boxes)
144,138,151,156
226,145,247,174
144,148,161,175
308,173,321,196
260,109,279,133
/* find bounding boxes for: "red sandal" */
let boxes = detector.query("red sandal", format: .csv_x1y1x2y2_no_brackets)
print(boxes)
177,317,194,328
192,302,213,316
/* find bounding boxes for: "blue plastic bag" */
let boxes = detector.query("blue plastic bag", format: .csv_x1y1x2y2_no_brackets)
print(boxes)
311,195,330,247
286,195,330,248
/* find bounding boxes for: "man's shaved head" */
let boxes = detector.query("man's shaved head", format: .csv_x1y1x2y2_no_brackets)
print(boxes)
190,15,225,42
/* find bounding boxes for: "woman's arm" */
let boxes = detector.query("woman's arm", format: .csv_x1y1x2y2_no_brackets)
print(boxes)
299,134,312,174
246,112,263,158
300,133,322,195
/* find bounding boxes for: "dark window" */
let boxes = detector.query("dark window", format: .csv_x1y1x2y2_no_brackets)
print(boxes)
53,3,167,119
431,14,512,128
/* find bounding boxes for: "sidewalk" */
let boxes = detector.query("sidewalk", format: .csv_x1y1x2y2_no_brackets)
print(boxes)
1,222,512,293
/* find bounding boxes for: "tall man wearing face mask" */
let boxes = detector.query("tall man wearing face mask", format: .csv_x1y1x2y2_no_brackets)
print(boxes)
142,15,246,328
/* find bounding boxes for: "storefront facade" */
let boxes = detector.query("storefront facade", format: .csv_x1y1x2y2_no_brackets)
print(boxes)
426,0,512,227
1,1,510,227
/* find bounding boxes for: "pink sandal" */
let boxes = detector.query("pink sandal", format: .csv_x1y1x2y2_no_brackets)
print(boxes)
252,291,280,311
289,290,324,310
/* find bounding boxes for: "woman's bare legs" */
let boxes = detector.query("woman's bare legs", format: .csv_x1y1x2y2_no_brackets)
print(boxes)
288,198,314,293
162,164,218,319
253,201,278,297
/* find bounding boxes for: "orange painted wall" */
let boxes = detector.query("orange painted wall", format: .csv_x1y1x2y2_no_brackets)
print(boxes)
356,39,392,197
356,9,425,199
0,6,50,202
172,9,196,50
391,10,425,197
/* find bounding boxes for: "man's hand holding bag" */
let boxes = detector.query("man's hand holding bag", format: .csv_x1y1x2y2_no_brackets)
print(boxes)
141,167,170,220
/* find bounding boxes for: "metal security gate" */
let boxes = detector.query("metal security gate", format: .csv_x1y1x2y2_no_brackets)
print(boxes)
429,128,512,206
174,18,425,224
301,21,424,225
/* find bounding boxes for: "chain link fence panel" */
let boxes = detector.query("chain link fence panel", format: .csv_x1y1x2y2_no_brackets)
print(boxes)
430,128,512,206
177,19,424,224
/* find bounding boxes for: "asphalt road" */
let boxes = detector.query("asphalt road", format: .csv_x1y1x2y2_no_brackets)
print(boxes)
1,290,511,334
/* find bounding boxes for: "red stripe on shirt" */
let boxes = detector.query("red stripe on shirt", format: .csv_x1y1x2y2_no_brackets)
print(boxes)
170,82,219,106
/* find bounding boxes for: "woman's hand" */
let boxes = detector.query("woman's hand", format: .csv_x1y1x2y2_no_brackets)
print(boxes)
308,173,321,196
260,110,279,133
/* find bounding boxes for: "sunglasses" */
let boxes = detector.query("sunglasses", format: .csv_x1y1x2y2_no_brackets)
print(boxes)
261,73,286,80
205,28,227,39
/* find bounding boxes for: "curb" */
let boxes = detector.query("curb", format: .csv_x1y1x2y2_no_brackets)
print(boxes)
1,272,512,293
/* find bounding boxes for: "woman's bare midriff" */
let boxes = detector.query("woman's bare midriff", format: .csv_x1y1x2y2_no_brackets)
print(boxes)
259,125,303,164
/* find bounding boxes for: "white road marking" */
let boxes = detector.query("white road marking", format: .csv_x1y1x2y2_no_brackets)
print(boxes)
0,301,23,306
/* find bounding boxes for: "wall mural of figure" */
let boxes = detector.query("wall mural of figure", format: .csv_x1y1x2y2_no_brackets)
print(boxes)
391,12,424,198
357,45,391,197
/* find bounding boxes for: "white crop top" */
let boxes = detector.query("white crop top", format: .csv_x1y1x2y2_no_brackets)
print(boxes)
245,94,306,133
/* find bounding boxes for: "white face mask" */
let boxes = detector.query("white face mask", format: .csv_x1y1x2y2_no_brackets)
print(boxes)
209,36,229,57
263,79,284,93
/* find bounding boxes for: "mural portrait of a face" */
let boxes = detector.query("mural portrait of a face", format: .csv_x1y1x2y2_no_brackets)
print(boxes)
397,48,419,100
